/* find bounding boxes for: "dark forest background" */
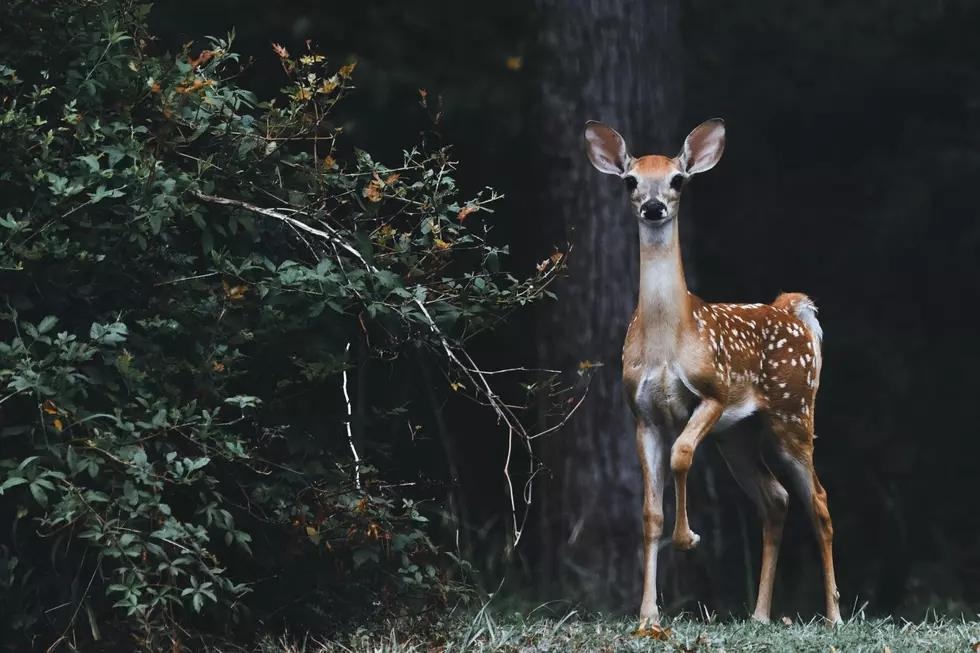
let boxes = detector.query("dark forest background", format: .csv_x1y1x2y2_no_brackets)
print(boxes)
153,0,980,621
2,0,979,648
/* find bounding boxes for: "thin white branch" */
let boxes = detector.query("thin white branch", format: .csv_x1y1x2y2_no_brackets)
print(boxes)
343,342,361,490
192,191,376,272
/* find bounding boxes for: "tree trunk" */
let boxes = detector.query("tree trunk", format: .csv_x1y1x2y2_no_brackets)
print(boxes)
529,0,685,612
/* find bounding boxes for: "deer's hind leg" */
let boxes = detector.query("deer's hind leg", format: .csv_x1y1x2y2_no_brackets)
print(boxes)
716,426,789,623
768,417,843,626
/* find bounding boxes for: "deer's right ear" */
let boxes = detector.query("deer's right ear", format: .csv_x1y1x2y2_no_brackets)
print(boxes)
584,121,631,176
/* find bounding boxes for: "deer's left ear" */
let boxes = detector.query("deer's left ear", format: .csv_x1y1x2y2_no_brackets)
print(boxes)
678,118,725,175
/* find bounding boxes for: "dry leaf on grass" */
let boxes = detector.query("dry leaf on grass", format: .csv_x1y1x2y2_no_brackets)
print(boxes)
634,624,672,641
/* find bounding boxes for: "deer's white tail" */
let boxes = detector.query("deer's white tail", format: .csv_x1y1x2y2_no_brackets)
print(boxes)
773,292,822,372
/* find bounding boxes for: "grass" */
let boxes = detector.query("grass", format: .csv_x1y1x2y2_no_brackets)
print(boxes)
259,611,980,653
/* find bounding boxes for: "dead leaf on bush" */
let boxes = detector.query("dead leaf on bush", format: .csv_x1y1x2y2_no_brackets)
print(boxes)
365,174,384,202
457,204,480,222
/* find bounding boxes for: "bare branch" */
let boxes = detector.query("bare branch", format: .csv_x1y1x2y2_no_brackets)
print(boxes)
191,191,375,272
343,342,361,490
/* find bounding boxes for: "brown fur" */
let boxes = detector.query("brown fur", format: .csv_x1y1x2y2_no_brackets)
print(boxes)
630,154,677,179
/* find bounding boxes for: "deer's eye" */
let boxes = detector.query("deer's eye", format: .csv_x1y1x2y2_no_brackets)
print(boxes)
670,174,684,191
624,176,638,192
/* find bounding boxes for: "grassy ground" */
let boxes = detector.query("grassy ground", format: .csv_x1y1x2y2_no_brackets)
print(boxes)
263,612,980,653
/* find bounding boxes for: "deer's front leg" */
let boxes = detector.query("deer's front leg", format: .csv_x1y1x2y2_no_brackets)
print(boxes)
670,399,723,550
636,421,667,630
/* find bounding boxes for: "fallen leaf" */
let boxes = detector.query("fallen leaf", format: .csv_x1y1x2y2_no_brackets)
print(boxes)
272,42,289,59
457,204,480,222
635,624,672,641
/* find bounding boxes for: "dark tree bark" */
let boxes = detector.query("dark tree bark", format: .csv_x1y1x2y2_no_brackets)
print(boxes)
528,0,688,612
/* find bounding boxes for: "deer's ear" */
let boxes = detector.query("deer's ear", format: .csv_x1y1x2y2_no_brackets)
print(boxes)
679,118,725,175
584,121,631,176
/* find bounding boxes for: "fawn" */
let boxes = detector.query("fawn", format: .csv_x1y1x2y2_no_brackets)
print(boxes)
584,118,842,628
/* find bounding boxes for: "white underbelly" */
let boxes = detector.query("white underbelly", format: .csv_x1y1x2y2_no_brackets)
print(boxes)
712,394,759,432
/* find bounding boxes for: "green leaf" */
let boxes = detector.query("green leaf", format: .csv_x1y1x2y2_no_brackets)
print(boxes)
37,315,58,334
90,322,128,346
352,547,379,568
0,476,28,494
30,482,48,508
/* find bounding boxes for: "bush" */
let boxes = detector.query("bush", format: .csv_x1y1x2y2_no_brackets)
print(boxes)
0,1,568,648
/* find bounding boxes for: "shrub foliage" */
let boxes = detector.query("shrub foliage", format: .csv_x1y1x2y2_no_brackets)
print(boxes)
0,0,568,648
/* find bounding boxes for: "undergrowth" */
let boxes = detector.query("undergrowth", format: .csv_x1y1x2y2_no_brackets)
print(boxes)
261,611,980,653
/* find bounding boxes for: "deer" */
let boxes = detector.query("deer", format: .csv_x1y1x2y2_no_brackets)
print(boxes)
583,118,842,629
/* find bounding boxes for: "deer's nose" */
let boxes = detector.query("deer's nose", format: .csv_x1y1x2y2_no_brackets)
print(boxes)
640,200,668,221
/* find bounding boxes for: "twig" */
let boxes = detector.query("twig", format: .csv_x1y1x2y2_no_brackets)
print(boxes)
412,299,529,545
343,342,361,490
191,191,375,272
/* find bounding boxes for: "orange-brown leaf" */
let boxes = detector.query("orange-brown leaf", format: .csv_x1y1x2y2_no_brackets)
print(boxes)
505,56,522,71
338,61,357,79
212,361,225,372
384,173,400,186
365,174,384,202
222,279,247,300
457,204,480,222
635,624,672,641
272,42,289,59
53,419,63,432
188,50,214,69
42,400,59,415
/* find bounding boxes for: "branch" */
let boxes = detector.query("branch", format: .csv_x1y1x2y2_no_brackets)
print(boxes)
191,191,375,272
343,342,361,490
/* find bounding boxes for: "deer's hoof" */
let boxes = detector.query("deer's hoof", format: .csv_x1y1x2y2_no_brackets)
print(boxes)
672,529,700,551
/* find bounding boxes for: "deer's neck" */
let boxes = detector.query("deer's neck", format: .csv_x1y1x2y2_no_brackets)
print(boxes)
635,220,693,361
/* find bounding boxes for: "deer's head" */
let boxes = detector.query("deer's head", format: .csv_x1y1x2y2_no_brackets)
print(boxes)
584,118,726,226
